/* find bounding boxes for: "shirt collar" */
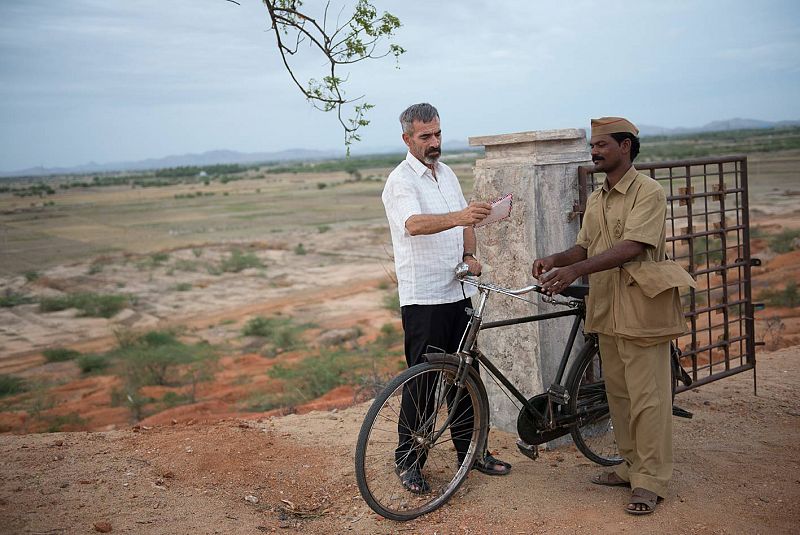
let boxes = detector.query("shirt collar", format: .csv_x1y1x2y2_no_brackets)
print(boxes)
602,165,638,194
405,151,438,180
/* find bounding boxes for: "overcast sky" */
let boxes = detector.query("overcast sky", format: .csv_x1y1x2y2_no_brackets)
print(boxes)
1,0,799,171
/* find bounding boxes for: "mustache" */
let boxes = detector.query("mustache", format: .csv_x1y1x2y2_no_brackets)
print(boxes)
592,156,605,162
426,148,441,155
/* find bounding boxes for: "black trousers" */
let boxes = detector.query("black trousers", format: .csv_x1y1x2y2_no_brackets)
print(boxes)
396,298,481,469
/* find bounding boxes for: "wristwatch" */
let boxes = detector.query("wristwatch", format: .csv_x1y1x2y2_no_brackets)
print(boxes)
462,252,476,261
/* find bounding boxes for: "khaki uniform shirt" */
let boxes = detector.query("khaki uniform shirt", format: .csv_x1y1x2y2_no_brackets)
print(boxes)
577,166,691,345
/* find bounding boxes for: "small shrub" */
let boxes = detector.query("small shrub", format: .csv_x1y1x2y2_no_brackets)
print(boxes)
23,271,40,282
382,292,400,314
44,412,88,433
161,391,192,408
294,243,307,255
87,263,104,275
269,351,351,400
761,282,799,308
42,347,81,363
220,250,263,273
39,293,128,318
0,291,35,308
317,225,331,234
151,252,170,265
245,393,286,412
172,282,192,292
140,330,178,347
376,322,402,348
77,354,108,374
769,228,800,254
111,330,216,387
317,182,327,189
173,259,198,272
242,315,306,351
763,316,786,350
192,248,203,258
692,236,724,266
0,374,27,398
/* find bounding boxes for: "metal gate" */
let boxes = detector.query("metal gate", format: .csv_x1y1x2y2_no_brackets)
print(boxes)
578,155,758,393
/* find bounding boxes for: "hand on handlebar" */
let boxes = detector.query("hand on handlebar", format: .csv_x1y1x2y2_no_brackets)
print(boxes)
532,257,555,279
464,256,482,276
538,265,579,296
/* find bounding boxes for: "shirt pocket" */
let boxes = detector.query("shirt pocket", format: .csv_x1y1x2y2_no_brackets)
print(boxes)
616,268,687,338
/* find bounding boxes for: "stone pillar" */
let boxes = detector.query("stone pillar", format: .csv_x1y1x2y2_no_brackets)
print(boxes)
467,129,591,433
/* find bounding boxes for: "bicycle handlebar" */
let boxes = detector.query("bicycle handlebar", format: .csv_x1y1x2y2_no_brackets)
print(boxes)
455,262,583,308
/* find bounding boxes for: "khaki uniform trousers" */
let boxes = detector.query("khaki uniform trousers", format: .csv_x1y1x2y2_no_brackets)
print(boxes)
598,334,672,498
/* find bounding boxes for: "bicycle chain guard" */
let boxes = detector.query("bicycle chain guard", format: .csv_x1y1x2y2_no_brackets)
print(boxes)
516,393,573,446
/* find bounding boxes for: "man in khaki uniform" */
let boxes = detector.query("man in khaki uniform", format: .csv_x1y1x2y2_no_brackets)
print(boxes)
532,117,694,515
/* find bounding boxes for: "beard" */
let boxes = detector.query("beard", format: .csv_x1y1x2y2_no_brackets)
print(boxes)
423,148,441,165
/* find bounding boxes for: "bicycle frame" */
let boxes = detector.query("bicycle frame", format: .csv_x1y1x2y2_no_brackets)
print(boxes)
453,267,586,431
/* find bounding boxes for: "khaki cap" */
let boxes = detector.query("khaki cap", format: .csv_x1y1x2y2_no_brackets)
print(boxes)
590,117,639,137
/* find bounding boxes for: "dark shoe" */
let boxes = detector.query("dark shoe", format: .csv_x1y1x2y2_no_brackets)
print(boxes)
626,487,660,515
395,465,430,494
591,471,630,487
472,452,511,476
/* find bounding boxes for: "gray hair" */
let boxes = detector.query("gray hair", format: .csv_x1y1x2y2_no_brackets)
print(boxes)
399,103,439,135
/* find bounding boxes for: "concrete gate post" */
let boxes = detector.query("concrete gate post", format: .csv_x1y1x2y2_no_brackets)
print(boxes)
467,129,592,433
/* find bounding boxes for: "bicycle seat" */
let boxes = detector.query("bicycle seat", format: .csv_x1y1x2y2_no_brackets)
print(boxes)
560,284,589,299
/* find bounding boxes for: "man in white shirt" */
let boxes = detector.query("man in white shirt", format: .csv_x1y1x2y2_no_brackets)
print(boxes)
382,103,511,494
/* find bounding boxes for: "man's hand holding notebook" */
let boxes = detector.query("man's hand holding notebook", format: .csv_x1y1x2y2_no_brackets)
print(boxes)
475,193,513,228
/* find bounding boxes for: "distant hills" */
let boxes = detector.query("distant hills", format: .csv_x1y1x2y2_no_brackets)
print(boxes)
2,118,799,178
0,148,341,179
637,118,800,137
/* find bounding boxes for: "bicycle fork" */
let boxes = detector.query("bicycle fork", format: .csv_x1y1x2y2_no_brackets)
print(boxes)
416,354,475,451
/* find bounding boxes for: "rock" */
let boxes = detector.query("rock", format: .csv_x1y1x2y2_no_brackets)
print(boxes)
245,495,259,504
93,521,112,532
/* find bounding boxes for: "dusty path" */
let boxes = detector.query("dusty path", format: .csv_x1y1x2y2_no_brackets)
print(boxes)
1,346,797,534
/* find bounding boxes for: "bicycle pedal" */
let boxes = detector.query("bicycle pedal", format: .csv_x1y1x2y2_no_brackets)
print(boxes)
672,405,693,419
547,384,570,405
516,439,539,461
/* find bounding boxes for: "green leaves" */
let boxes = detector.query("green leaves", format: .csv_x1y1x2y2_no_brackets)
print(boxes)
261,1,404,152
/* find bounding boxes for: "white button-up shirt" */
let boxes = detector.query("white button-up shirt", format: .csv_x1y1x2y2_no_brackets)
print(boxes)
382,152,477,306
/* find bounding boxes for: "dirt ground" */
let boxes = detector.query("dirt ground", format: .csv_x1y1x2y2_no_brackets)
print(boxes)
0,345,797,535
1,153,799,533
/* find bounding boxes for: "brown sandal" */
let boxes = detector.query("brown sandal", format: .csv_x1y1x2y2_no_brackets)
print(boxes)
626,487,659,515
591,471,630,487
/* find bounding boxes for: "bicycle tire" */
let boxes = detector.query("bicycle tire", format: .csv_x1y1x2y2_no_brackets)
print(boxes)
566,341,623,466
354,360,488,521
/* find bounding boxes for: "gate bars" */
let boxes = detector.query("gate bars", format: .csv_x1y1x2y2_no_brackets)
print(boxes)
578,156,757,394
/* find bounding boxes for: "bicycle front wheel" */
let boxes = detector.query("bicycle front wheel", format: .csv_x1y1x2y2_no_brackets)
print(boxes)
566,341,623,466
354,360,488,521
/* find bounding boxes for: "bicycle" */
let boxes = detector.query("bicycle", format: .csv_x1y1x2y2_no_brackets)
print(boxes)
354,262,692,521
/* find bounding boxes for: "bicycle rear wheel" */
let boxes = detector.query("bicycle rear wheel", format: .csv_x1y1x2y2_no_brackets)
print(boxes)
354,360,488,521
566,341,623,466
